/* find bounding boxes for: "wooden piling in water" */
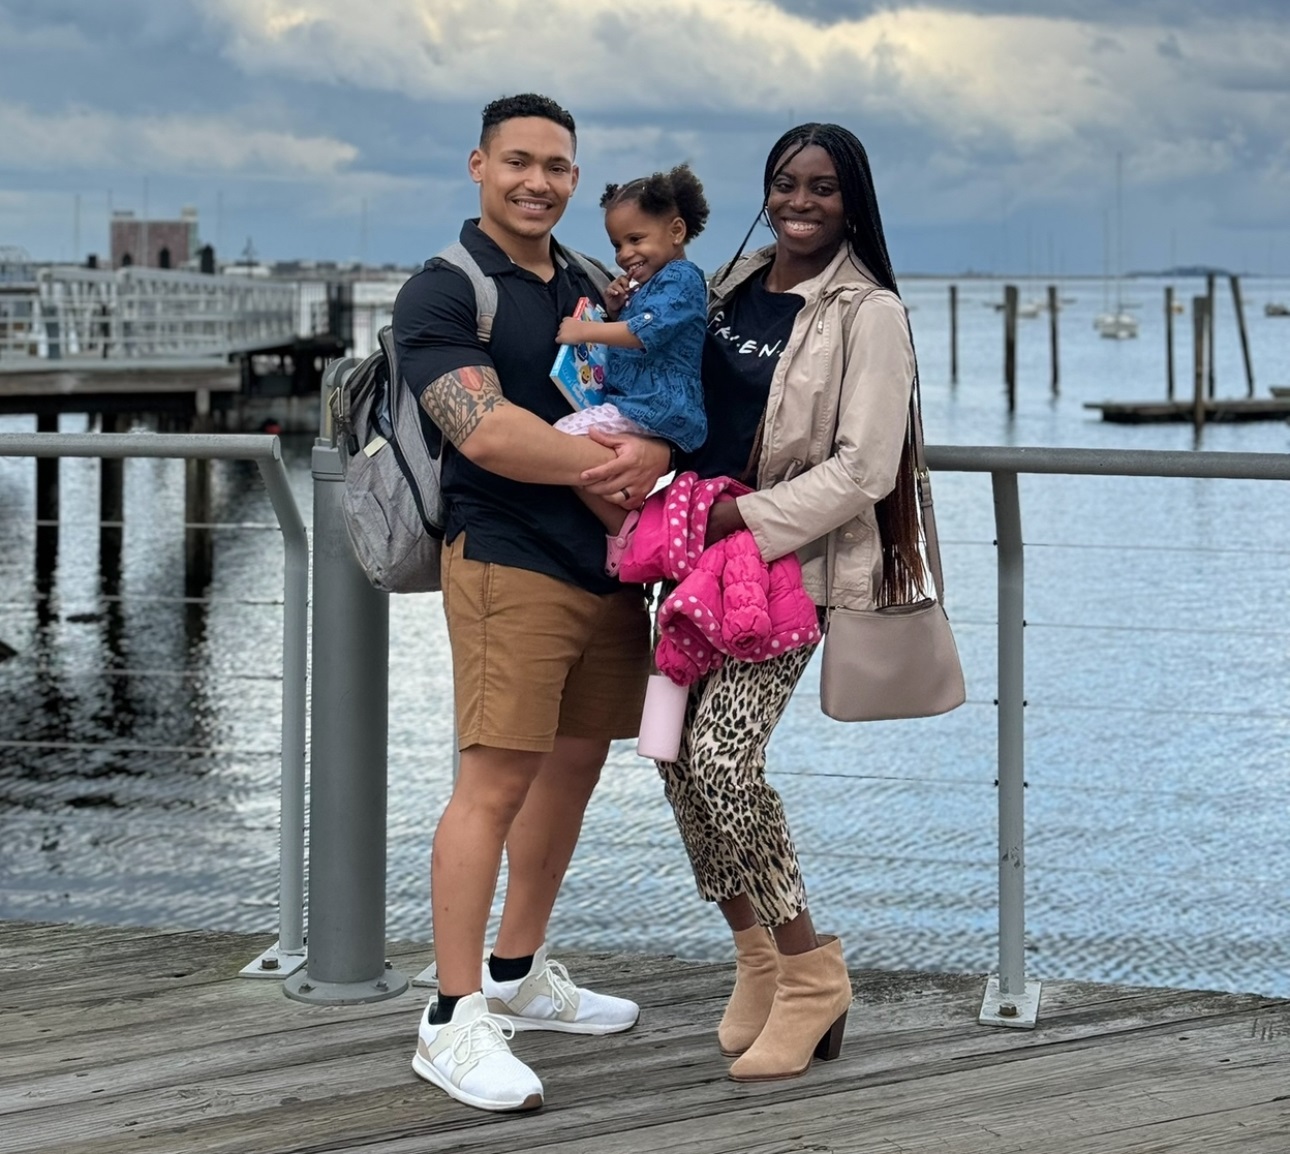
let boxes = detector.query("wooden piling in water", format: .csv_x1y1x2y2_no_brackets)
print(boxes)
98,413,125,586
1230,274,1255,397
1205,272,1217,398
35,413,58,586
35,414,58,521
949,284,958,384
1004,284,1018,412
1047,284,1059,396
1165,286,1176,400
98,415,124,516
1193,296,1209,435
184,390,213,594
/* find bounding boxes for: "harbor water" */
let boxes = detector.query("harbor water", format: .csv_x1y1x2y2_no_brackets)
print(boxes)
2,274,1288,998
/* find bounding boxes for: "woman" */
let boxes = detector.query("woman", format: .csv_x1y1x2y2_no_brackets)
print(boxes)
658,123,924,1082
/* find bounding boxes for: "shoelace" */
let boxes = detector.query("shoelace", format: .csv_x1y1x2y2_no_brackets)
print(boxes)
540,959,578,1015
449,1011,515,1064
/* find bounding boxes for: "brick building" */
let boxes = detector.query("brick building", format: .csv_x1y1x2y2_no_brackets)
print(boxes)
110,207,200,270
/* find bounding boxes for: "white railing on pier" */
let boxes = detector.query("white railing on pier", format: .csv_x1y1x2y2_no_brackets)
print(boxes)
0,266,298,362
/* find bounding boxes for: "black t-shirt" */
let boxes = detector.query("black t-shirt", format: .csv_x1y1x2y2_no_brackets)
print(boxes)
392,221,618,594
684,269,804,482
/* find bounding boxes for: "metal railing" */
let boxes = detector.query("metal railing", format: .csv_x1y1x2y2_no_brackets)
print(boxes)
3,429,1286,1022
289,431,1288,1017
923,444,1290,1026
0,431,309,976
0,267,297,362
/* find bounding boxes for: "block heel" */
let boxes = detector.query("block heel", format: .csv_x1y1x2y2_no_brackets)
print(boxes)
728,934,853,1082
814,1009,848,1061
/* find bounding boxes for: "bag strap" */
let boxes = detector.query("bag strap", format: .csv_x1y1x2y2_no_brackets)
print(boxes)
432,242,497,343
823,297,946,613
432,241,612,343
907,353,947,602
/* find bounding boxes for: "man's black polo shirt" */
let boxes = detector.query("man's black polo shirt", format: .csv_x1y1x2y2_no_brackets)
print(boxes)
393,221,616,594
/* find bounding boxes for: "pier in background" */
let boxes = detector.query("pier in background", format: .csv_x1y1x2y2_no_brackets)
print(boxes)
0,260,346,591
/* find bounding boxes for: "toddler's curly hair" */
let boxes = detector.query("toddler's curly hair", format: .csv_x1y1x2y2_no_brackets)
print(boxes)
600,164,709,241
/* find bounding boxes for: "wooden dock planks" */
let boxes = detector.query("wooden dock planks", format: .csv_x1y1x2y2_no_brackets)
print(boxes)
1,921,1287,1153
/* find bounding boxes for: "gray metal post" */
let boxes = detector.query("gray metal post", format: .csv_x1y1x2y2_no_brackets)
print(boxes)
283,438,408,1005
255,454,309,969
979,469,1041,1027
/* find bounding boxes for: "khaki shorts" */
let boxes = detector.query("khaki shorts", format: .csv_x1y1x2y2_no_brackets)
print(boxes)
441,535,651,752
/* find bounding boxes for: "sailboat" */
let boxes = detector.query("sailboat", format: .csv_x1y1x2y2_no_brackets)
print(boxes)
1094,154,1139,340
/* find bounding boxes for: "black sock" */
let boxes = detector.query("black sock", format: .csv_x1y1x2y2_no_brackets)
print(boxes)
429,994,461,1025
488,952,534,983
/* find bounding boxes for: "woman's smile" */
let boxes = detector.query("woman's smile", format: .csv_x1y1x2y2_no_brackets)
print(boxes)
765,144,846,270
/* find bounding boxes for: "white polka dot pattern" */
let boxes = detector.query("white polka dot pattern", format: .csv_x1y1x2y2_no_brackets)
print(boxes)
609,470,822,685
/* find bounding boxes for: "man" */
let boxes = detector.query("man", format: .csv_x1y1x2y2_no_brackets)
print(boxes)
393,93,671,1113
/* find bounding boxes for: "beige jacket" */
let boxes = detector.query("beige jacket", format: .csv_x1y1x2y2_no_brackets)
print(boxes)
714,243,916,610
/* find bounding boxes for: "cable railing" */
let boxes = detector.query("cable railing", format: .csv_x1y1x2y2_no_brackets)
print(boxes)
0,431,1286,1022
922,444,1290,1025
0,431,308,979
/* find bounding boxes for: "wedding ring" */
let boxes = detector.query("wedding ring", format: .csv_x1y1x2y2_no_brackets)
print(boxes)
620,488,632,500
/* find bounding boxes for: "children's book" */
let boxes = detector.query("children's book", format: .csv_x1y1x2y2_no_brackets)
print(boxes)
550,297,609,410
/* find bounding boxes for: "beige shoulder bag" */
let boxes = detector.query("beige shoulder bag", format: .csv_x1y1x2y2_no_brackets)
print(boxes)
818,314,966,722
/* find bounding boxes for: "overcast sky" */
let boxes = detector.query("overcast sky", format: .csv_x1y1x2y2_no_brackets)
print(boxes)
2,0,1287,276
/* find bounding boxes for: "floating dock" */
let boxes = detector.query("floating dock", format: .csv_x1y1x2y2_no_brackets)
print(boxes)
1086,396,1290,423
2,921,1288,1153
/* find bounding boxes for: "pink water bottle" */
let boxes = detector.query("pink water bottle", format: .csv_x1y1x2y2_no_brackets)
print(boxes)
636,673,689,762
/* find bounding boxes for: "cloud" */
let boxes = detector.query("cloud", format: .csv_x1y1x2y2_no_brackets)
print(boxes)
2,0,1288,270
0,102,359,178
202,1,1288,185
766,0,1290,25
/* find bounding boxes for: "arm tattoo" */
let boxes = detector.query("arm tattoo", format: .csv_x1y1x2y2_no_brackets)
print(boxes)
420,365,508,447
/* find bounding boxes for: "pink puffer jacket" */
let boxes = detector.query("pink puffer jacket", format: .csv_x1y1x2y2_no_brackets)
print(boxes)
619,472,821,686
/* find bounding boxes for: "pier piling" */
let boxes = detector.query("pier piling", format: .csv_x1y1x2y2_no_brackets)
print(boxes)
1192,296,1209,435
34,413,58,593
1205,272,1217,399
1230,274,1255,397
98,413,125,587
1165,286,1176,400
949,284,959,384
1047,284,1059,396
184,391,214,595
1003,284,1018,413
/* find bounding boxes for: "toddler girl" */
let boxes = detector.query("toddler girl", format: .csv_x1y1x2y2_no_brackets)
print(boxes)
555,165,710,570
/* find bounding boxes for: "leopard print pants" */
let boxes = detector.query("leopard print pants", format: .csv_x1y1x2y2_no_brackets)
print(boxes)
656,642,816,928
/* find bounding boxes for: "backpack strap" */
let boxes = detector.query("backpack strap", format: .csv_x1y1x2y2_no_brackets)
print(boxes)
432,241,498,344
430,240,611,344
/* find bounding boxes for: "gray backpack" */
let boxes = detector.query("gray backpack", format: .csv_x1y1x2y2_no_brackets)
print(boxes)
331,241,610,594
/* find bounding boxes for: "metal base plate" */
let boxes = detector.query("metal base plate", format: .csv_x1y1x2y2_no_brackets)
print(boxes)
239,942,308,980
978,975,1042,1028
283,966,410,1006
412,961,438,988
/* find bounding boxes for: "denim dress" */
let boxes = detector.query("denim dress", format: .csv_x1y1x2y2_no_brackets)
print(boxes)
605,258,708,452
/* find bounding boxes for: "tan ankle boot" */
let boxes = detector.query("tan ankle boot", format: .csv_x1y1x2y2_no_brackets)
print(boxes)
718,925,778,1056
727,934,851,1081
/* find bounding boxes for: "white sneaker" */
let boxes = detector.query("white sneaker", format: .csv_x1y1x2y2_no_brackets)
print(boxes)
483,944,639,1035
411,991,543,1112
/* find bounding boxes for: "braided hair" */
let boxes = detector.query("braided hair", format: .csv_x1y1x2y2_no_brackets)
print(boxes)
763,124,925,607
761,123,898,294
600,164,710,242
